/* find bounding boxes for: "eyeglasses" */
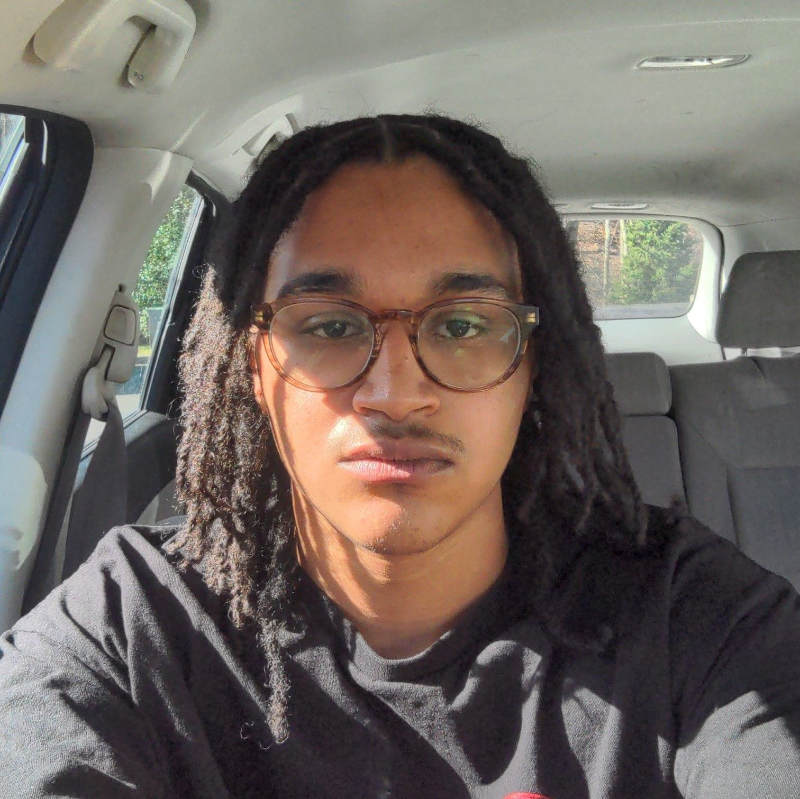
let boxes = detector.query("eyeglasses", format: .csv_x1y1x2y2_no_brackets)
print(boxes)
250,296,539,392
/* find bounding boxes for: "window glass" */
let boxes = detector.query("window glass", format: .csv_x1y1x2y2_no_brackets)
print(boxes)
0,113,30,272
0,113,26,182
86,185,203,444
564,218,703,320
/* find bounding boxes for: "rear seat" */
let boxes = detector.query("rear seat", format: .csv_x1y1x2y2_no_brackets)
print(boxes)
605,352,685,509
670,251,800,588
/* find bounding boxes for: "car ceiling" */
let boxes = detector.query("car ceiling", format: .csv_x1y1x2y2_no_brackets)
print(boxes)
2,0,800,228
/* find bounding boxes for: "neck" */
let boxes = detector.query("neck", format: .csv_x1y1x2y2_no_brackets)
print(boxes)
292,489,509,659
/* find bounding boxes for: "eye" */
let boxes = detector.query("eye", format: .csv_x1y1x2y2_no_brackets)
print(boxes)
299,313,367,340
432,313,486,339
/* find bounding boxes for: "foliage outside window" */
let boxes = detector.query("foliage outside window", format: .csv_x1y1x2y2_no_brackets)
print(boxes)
132,185,200,349
564,218,703,320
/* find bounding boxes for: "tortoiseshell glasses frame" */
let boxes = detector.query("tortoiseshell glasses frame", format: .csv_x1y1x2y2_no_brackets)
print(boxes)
250,296,539,392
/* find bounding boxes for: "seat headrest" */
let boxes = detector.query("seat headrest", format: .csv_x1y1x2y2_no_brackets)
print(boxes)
604,352,671,416
716,251,800,348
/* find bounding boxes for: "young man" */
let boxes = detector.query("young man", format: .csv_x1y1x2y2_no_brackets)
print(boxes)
1,115,799,798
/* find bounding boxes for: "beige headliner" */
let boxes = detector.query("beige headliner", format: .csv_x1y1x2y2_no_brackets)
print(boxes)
2,0,800,228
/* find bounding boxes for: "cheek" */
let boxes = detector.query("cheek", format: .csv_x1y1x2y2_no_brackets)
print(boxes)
254,341,317,467
451,373,531,467
466,393,525,449
261,377,344,480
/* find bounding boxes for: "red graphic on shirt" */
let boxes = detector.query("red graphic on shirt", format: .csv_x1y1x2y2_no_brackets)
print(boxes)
503,794,552,799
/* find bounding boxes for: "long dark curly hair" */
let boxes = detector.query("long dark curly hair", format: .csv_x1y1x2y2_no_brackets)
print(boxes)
166,114,647,743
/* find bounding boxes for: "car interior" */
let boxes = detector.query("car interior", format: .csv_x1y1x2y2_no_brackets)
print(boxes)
1,0,799,635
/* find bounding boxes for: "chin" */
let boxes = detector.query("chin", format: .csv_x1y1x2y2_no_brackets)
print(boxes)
359,534,435,557
344,508,450,557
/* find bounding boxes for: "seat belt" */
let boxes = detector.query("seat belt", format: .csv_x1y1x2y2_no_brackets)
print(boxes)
61,286,139,581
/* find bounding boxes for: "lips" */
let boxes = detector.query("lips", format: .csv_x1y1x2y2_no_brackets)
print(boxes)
340,440,454,463
338,440,454,482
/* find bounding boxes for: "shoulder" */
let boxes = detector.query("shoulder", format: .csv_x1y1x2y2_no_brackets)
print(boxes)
66,521,190,606
32,521,186,608
9,521,224,670
643,508,800,694
588,504,797,602
69,518,218,609
640,505,798,616
623,509,800,715
547,506,799,655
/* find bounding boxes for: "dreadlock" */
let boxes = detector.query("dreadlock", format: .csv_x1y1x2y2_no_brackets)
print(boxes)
166,114,647,744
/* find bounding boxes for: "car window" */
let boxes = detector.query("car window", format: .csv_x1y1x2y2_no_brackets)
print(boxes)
85,184,203,445
0,112,34,290
0,109,89,419
564,217,704,320
0,113,27,221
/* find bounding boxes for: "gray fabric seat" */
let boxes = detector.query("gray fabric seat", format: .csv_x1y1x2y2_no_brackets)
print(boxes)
670,250,800,588
605,352,685,509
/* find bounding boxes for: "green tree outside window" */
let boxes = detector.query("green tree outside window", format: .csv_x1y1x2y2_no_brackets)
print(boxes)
610,220,700,306
133,185,199,347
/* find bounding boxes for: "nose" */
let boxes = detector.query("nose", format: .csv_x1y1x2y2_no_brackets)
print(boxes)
351,320,440,421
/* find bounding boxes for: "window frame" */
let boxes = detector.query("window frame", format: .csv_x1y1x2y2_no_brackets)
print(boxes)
141,172,224,417
79,182,211,454
0,106,93,417
138,182,209,415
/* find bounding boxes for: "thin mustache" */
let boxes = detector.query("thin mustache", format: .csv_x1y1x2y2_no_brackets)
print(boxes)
363,422,465,456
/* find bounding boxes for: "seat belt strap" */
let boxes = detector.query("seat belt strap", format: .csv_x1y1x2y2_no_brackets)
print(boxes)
60,286,139,581
62,400,128,581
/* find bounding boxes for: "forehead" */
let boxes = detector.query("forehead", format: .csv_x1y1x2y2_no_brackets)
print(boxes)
263,155,522,304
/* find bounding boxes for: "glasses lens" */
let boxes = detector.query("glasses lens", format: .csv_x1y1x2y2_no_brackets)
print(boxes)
418,301,522,389
269,302,373,389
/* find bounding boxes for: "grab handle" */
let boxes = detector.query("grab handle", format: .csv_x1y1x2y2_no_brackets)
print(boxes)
34,0,196,92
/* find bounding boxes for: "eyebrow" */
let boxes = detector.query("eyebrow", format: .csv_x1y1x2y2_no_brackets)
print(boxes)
275,269,364,299
431,271,515,300
274,268,516,301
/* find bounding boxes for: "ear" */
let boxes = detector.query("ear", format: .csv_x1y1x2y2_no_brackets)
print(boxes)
525,337,540,403
249,337,268,414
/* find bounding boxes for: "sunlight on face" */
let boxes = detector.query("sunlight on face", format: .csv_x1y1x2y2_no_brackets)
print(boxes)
251,155,533,556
